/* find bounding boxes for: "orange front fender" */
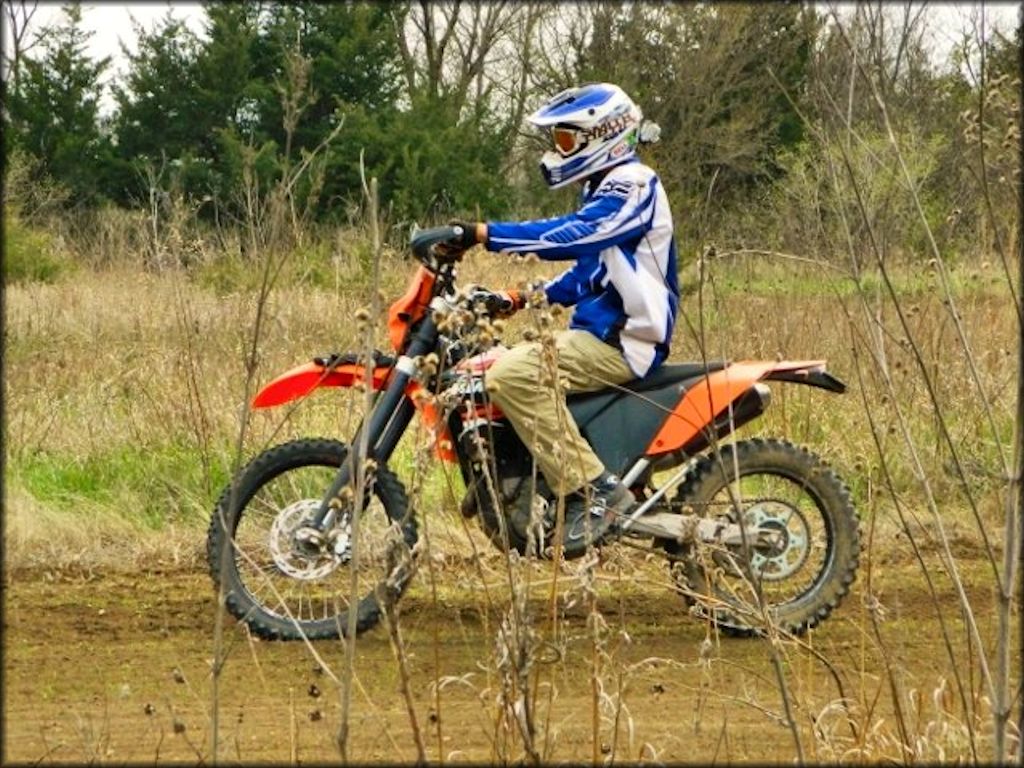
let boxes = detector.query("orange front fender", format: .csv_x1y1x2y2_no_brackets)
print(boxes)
252,361,390,409
646,360,831,456
251,360,458,464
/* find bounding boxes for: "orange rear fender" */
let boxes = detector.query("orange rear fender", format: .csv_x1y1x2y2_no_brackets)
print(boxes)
251,361,390,409
646,360,831,456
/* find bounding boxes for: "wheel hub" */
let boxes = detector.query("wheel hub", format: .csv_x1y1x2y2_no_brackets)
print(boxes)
741,500,810,581
269,499,345,580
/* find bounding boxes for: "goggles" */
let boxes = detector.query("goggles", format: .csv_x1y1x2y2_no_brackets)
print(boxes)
551,126,587,157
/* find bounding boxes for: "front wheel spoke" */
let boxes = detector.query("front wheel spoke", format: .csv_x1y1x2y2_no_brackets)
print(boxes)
234,534,273,557
243,557,280,577
209,442,417,641
295,589,311,621
245,571,279,603
246,495,282,520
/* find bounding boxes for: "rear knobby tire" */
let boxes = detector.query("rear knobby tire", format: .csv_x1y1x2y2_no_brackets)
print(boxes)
207,438,415,641
668,438,859,636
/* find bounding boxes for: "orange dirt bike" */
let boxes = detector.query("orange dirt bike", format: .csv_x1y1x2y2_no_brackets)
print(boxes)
207,225,859,641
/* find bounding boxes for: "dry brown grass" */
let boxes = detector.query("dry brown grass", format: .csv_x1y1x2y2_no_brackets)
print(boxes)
2,244,1019,764
4,248,1015,573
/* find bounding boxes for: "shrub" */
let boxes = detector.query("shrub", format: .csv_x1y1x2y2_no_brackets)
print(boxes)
3,209,72,284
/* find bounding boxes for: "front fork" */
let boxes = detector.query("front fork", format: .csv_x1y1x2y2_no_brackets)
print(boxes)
294,316,439,549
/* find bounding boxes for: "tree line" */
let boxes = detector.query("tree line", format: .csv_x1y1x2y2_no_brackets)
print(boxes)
2,1,1019,257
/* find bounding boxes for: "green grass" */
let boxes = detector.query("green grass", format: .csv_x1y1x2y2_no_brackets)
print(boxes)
12,441,231,528
8,416,461,534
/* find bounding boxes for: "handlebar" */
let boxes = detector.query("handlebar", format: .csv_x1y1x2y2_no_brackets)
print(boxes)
409,225,467,267
407,226,526,319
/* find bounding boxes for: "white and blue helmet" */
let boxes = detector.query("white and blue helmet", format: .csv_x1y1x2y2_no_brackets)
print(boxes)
528,83,644,189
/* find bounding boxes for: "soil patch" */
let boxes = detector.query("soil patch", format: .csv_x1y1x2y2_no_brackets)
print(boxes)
2,552,1012,763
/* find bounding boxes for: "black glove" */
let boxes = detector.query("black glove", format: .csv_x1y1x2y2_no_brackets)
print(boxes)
447,220,481,249
411,225,467,264
466,288,519,317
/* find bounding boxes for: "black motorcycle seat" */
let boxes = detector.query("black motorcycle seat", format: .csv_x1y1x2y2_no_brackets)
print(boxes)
616,360,729,394
566,360,729,427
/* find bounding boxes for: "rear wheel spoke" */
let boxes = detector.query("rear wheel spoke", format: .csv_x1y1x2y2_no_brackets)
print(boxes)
667,439,859,635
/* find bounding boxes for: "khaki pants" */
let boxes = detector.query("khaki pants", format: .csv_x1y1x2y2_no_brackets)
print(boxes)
485,330,635,497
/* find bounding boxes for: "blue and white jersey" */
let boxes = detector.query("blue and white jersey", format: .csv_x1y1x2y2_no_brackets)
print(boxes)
486,159,679,377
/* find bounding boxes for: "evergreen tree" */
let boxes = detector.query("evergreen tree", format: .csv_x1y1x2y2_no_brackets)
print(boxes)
5,2,111,205
380,93,513,222
194,1,265,140
252,2,404,219
190,2,272,212
108,11,202,204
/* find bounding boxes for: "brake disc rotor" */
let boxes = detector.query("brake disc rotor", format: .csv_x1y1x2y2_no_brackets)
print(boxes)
742,499,811,581
269,499,342,581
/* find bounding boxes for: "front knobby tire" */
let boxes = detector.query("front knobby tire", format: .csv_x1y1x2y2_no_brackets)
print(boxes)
668,438,859,636
207,438,416,641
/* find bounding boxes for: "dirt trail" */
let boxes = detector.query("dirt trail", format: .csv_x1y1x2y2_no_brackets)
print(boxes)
2,554,1005,764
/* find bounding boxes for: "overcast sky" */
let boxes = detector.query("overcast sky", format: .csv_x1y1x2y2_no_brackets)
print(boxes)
6,1,1020,114
14,2,208,74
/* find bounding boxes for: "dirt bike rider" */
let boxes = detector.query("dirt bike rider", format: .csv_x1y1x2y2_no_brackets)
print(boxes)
444,82,679,558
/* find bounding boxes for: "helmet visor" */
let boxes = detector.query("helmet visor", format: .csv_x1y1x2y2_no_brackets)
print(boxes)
551,126,585,157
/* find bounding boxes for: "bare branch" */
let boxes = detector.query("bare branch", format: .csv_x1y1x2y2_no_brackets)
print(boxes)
393,5,418,94
2,0,43,92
